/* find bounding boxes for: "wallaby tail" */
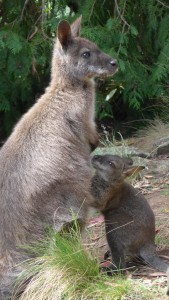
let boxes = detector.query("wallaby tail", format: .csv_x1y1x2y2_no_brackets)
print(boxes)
167,268,169,296
140,246,169,295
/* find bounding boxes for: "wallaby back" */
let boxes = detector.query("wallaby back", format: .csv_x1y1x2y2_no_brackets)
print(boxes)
0,18,117,299
91,154,169,295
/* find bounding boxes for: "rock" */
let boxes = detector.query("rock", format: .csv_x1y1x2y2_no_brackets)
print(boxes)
153,136,169,147
143,159,169,178
153,136,169,156
93,146,152,159
156,142,169,156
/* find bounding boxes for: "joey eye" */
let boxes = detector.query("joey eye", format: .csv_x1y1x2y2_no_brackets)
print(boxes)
82,51,90,58
108,161,116,168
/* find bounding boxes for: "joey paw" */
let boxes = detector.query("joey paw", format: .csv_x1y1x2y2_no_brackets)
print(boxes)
99,260,118,276
99,260,127,276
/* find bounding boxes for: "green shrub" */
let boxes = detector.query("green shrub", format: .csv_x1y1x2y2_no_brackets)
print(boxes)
1,0,169,138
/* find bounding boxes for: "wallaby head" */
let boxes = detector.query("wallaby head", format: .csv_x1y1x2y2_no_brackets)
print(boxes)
91,154,134,209
51,16,118,83
92,154,144,183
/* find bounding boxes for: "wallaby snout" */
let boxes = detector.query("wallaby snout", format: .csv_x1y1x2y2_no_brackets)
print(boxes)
87,51,118,78
110,60,117,67
94,52,118,77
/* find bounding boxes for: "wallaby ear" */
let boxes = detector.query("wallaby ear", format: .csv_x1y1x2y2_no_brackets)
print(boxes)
123,157,133,167
123,166,145,178
57,20,72,49
71,15,82,37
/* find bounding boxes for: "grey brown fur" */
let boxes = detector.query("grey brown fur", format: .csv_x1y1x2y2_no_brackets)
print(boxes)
91,154,169,295
0,18,117,299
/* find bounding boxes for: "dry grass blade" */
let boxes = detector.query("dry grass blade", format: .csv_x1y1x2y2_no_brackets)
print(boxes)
134,118,169,152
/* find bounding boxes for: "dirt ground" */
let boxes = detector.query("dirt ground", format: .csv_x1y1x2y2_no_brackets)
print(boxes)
148,191,169,253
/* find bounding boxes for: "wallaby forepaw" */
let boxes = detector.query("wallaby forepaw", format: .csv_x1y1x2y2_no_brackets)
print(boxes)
89,131,99,152
99,261,126,276
90,142,98,152
99,260,116,275
104,250,111,260
90,137,99,152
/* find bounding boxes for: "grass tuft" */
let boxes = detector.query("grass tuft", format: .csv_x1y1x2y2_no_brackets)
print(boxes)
134,118,169,152
13,226,169,300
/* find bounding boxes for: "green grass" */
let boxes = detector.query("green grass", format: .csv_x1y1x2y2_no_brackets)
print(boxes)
162,188,169,196
155,234,169,248
13,227,169,300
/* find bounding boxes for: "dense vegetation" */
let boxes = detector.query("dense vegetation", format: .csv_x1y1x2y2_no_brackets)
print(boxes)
0,0,169,139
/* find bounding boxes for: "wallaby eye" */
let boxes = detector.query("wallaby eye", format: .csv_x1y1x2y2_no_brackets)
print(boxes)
109,161,116,168
82,51,90,58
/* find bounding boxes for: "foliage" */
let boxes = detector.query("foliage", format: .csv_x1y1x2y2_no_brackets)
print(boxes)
0,0,61,137
1,0,169,138
79,0,169,129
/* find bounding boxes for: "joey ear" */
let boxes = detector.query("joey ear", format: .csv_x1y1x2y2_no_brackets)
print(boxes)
123,166,145,178
71,15,82,37
123,157,133,167
57,20,72,49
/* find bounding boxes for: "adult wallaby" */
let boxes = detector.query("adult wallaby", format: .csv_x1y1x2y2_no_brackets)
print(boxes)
91,154,169,295
0,17,117,299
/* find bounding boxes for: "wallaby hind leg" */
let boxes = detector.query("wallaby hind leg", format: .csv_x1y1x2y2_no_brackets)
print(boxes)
167,268,169,296
53,207,86,233
106,235,126,271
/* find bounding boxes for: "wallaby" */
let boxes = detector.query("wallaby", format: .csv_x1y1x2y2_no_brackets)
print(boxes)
91,154,169,295
0,17,117,299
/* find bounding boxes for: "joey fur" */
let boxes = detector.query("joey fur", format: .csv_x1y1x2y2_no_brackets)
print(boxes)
91,154,169,295
0,18,117,299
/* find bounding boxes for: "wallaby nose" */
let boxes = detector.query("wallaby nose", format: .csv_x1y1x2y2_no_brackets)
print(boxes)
110,59,117,67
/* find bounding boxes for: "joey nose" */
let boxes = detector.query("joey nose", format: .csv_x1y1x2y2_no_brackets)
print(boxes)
92,155,98,162
92,155,101,163
110,60,117,67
